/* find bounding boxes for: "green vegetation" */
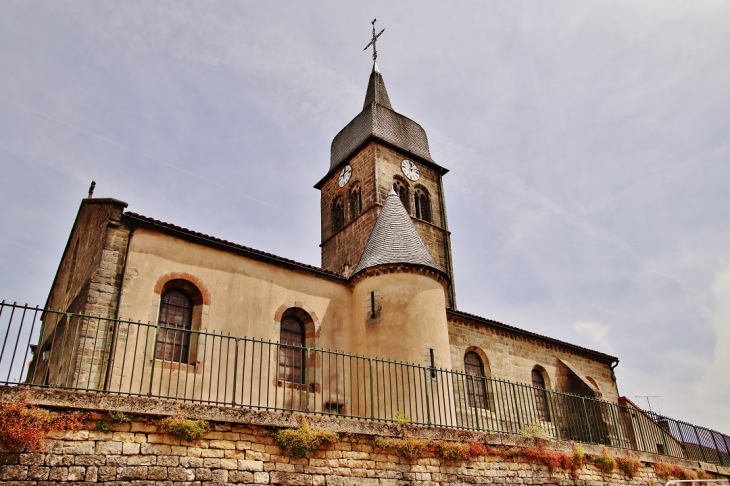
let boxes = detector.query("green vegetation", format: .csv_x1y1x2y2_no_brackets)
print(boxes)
158,415,210,441
272,418,338,458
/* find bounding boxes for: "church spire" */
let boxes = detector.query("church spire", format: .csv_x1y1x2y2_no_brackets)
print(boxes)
351,188,442,277
363,62,392,110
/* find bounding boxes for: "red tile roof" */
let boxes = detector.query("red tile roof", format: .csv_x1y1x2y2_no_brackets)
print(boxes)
448,308,618,362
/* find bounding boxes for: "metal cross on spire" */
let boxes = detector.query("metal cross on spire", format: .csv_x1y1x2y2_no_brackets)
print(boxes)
363,19,385,62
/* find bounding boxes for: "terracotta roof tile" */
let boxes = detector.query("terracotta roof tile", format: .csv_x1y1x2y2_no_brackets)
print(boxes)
447,308,618,362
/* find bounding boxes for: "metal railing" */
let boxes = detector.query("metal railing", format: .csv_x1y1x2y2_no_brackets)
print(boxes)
1,301,728,465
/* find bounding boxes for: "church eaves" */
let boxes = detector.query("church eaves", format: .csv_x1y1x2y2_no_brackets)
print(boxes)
328,63,442,172
351,188,443,277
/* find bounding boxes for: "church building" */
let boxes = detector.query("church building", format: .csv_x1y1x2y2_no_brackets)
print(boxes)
34,57,621,436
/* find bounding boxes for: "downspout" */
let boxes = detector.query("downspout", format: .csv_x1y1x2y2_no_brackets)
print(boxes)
101,224,136,391
610,358,620,381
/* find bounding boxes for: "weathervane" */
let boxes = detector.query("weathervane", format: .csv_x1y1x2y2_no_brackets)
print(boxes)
363,19,385,62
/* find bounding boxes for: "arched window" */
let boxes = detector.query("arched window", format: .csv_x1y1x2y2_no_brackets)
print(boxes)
279,315,305,384
349,184,362,219
414,187,432,223
156,289,193,363
465,351,489,410
532,367,550,421
393,178,410,213
332,197,345,232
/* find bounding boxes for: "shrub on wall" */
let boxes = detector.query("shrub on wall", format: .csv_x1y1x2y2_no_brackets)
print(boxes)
272,418,338,459
0,400,86,452
617,451,641,478
373,436,429,462
435,440,473,462
519,424,550,440
590,448,617,475
158,415,209,441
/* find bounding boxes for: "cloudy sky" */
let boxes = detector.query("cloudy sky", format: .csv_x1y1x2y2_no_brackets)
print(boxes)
1,1,729,431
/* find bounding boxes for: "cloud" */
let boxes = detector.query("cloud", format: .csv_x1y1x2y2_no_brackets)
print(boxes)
573,321,613,353
692,266,730,431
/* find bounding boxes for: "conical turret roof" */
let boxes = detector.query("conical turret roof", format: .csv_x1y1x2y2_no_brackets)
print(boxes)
351,188,443,277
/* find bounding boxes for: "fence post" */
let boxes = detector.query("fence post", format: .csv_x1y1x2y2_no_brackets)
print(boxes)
423,367,432,426
469,374,482,431
511,383,523,431
64,313,81,388
368,358,375,420
148,320,161,396
231,338,239,405
304,347,311,412
581,397,594,443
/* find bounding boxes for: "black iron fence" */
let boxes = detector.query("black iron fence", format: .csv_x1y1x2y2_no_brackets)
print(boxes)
1,301,728,465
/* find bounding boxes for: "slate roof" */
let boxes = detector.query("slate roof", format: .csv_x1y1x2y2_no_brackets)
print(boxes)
328,63,441,171
351,188,443,277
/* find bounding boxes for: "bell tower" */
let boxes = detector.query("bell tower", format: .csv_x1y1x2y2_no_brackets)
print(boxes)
314,58,457,307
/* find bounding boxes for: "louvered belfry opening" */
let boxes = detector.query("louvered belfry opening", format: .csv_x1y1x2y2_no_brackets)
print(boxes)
279,316,305,384
532,368,549,421
465,351,488,410
414,189,431,223
156,289,193,363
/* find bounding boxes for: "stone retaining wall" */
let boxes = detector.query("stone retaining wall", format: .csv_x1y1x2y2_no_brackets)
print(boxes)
0,387,728,485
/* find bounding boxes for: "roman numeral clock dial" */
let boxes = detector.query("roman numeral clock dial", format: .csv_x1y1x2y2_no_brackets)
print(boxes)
401,159,420,181
338,165,352,187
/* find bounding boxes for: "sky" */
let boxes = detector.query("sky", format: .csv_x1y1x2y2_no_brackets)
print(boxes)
1,1,729,432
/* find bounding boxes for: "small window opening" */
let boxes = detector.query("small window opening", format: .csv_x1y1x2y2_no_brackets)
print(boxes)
332,197,345,232
465,351,488,410
349,185,362,219
414,189,432,223
156,289,193,363
370,292,376,319
279,316,305,384
532,368,550,421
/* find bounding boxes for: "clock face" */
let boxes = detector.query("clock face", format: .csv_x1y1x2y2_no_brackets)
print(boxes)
338,165,352,187
401,159,420,181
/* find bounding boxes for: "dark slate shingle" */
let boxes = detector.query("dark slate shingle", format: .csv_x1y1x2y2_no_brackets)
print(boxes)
330,63,436,170
351,188,442,277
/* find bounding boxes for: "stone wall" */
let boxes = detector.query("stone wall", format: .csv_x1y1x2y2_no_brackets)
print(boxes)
30,198,130,389
1,387,727,486
448,313,620,403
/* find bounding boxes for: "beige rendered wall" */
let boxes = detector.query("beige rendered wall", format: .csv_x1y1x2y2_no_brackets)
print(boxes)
118,229,351,349
350,270,454,424
105,228,353,409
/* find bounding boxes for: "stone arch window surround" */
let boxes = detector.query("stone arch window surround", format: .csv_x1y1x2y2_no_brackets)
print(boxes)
274,302,321,390
464,346,492,410
152,273,211,369
413,184,432,223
